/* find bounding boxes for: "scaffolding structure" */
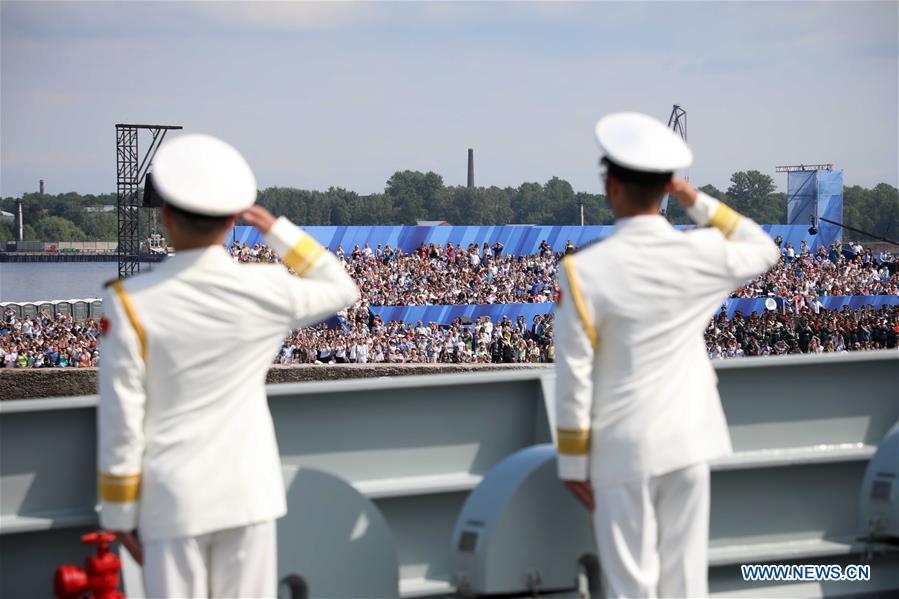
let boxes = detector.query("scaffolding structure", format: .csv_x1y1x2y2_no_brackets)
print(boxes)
660,105,688,216
115,124,181,279
667,104,687,143
776,164,833,173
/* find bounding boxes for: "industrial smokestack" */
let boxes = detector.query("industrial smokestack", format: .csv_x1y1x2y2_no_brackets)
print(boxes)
15,199,24,242
467,149,474,188
39,179,45,195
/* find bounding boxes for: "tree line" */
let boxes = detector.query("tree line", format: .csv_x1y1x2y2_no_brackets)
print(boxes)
1,170,896,242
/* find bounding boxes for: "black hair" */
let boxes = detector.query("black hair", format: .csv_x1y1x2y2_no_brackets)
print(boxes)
165,202,232,235
603,158,670,209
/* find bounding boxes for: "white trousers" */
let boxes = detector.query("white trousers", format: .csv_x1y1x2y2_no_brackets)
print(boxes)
142,520,277,599
592,463,710,599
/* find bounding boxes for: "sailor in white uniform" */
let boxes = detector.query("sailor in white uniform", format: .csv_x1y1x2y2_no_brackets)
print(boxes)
97,134,359,598
555,113,779,598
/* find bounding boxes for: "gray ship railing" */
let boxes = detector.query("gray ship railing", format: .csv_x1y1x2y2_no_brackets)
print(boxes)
1,351,897,598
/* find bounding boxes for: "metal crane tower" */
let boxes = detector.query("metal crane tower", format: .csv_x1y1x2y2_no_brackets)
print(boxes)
660,105,687,216
115,124,182,279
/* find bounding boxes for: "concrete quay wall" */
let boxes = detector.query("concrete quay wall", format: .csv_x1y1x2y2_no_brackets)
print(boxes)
0,363,549,401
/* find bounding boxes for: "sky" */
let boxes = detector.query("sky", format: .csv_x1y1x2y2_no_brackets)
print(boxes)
1,1,896,198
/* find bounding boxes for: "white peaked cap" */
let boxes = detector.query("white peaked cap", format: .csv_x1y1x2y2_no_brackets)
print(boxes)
151,133,257,216
594,112,693,172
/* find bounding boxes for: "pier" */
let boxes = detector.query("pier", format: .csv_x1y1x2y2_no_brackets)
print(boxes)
0,252,164,263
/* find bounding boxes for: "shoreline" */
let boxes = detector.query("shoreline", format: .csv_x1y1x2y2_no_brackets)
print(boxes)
0,253,165,263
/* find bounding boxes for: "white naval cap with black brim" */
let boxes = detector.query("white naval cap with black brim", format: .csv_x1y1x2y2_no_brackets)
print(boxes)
594,112,693,185
151,133,257,216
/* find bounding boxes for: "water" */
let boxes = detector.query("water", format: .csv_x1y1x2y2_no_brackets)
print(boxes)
0,263,155,302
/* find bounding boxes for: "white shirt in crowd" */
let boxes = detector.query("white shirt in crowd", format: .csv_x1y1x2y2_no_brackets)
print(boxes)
355,341,369,364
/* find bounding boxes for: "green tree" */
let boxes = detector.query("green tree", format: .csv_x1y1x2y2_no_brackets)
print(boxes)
78,212,117,240
1,176,894,233
34,216,87,241
727,171,775,211
0,219,13,241
844,183,899,242
869,183,899,240
725,171,784,223
574,191,614,225
385,171,445,225
481,186,515,225
320,187,355,225
511,182,549,224
544,177,578,224
347,193,395,225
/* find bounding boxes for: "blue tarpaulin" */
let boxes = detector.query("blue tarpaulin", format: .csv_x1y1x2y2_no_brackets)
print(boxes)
817,170,844,249
786,170,843,250
230,223,828,257
787,171,817,227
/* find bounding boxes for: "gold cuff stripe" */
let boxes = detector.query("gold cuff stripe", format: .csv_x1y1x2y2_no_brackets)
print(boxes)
557,428,591,455
110,281,147,363
98,472,141,503
297,245,326,276
98,472,141,481
562,256,598,349
284,236,326,276
709,203,742,239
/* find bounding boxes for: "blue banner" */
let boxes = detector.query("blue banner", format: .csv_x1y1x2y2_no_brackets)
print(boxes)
358,296,898,326
230,223,826,257
722,295,898,318
369,303,555,326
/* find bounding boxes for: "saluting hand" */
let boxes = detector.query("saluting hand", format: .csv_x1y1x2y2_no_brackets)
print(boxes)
666,179,699,209
563,480,595,512
241,205,277,235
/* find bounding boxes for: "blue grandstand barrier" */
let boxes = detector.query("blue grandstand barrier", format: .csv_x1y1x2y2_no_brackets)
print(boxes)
230,224,825,256
722,295,899,318
358,296,899,326
368,303,555,326
231,225,616,254
228,225,822,256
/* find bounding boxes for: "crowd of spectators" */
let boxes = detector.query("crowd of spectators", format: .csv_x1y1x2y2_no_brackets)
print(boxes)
228,240,897,307
705,305,899,359
1,308,100,368
5,301,896,369
230,240,561,306
2,239,896,369
274,309,555,364
0,307,555,369
734,239,898,300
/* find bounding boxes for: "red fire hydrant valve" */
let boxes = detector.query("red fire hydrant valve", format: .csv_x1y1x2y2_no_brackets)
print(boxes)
54,531,125,599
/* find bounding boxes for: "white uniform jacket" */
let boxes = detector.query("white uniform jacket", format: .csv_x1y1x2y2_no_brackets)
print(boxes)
555,193,780,487
98,218,360,541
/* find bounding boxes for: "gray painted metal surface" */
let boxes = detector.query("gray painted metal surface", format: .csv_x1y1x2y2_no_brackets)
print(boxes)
1,351,897,598
450,445,596,596
451,445,899,598
859,422,899,542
